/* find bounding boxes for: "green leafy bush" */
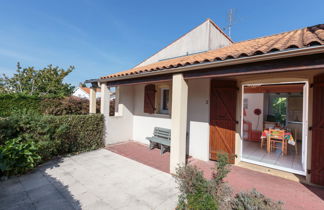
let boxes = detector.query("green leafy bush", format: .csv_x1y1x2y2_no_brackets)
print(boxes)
0,137,41,176
231,189,283,210
0,117,18,145
175,164,217,210
0,113,105,168
40,96,95,115
174,153,282,210
0,94,41,117
0,94,104,117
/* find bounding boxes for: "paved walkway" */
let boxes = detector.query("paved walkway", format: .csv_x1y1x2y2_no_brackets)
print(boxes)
0,149,178,210
107,141,324,210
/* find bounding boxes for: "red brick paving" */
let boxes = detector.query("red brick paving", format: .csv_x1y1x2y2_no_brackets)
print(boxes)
107,141,324,210
106,141,170,173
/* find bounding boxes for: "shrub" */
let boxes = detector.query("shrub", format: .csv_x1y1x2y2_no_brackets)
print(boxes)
0,113,105,163
174,153,283,210
175,164,217,209
0,94,41,117
209,153,234,209
40,96,94,115
0,137,41,176
231,189,283,210
0,117,18,145
0,94,106,117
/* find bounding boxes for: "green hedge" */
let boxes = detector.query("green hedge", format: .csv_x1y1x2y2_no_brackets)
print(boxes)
0,94,42,117
0,94,100,117
0,113,104,162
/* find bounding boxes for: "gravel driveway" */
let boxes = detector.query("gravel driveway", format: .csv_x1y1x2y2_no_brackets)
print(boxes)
0,149,178,210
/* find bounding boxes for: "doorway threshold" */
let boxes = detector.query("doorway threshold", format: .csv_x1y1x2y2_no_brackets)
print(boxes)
239,158,306,182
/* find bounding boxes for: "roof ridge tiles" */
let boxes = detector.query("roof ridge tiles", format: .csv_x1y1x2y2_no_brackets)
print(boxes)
101,24,324,79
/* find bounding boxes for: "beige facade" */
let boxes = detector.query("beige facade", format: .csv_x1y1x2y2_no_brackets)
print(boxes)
90,68,324,184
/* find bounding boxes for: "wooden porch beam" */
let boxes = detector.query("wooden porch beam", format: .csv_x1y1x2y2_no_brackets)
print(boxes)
183,53,324,79
244,84,304,93
106,73,172,87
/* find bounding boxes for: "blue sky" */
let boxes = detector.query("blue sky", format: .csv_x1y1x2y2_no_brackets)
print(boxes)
0,0,323,86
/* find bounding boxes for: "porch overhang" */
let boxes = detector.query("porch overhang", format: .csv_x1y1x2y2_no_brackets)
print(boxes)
98,46,324,87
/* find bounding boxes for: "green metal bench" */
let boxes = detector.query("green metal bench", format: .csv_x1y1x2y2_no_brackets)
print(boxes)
146,127,171,154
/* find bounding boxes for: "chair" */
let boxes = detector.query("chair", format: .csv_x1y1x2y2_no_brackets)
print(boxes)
286,127,299,155
269,129,287,155
260,136,267,149
290,128,298,155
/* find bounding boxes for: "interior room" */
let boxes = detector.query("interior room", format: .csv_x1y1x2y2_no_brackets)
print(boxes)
242,83,306,174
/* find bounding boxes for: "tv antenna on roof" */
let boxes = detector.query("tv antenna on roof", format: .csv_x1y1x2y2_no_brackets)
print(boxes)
227,8,235,38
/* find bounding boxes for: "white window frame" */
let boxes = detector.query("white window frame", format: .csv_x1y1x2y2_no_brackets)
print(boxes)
160,87,170,114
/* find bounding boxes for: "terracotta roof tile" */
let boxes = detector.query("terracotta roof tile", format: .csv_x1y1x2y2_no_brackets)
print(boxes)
81,87,101,94
101,24,324,80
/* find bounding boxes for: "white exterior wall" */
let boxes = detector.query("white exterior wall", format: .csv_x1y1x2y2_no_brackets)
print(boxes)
243,93,264,131
130,81,211,162
105,85,134,144
132,84,172,144
187,78,210,161
73,87,101,99
136,20,231,67
73,88,89,99
106,80,211,161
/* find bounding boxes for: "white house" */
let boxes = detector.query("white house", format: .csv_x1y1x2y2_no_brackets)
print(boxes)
73,87,101,99
86,19,324,186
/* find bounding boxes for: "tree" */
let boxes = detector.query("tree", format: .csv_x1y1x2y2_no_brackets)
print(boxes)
0,63,75,97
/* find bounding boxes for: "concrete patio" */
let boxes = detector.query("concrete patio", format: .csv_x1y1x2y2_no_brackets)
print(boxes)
0,149,178,210
107,141,324,210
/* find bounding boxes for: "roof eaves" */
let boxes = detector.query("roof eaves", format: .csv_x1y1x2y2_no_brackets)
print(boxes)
99,45,324,83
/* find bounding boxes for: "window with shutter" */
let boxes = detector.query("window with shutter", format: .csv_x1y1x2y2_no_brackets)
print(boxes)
144,84,156,114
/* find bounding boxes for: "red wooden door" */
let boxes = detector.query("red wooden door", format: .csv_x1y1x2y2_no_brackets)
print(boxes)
311,74,324,186
210,80,237,163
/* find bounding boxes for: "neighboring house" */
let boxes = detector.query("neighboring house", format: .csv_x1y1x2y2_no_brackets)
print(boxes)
86,19,324,186
73,87,101,99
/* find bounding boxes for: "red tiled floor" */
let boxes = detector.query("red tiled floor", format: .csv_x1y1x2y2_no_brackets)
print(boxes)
107,141,170,173
106,141,324,210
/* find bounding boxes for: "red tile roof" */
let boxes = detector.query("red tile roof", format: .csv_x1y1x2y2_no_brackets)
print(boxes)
81,87,101,94
101,24,324,80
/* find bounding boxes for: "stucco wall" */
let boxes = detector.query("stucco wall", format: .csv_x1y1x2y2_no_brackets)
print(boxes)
105,85,134,144
243,93,264,131
104,69,323,184
129,80,210,161
132,84,172,144
136,20,231,67
187,78,210,161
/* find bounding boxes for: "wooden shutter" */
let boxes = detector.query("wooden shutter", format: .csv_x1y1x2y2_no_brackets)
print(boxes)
210,80,237,163
144,84,156,114
311,74,324,186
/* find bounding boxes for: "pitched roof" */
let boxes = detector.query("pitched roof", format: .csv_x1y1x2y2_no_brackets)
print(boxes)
101,24,324,80
134,19,233,68
80,87,101,94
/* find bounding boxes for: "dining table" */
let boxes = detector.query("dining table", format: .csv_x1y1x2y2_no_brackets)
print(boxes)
261,129,295,153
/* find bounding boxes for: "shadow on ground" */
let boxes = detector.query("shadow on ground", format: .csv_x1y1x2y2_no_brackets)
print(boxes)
303,183,324,201
0,159,81,210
